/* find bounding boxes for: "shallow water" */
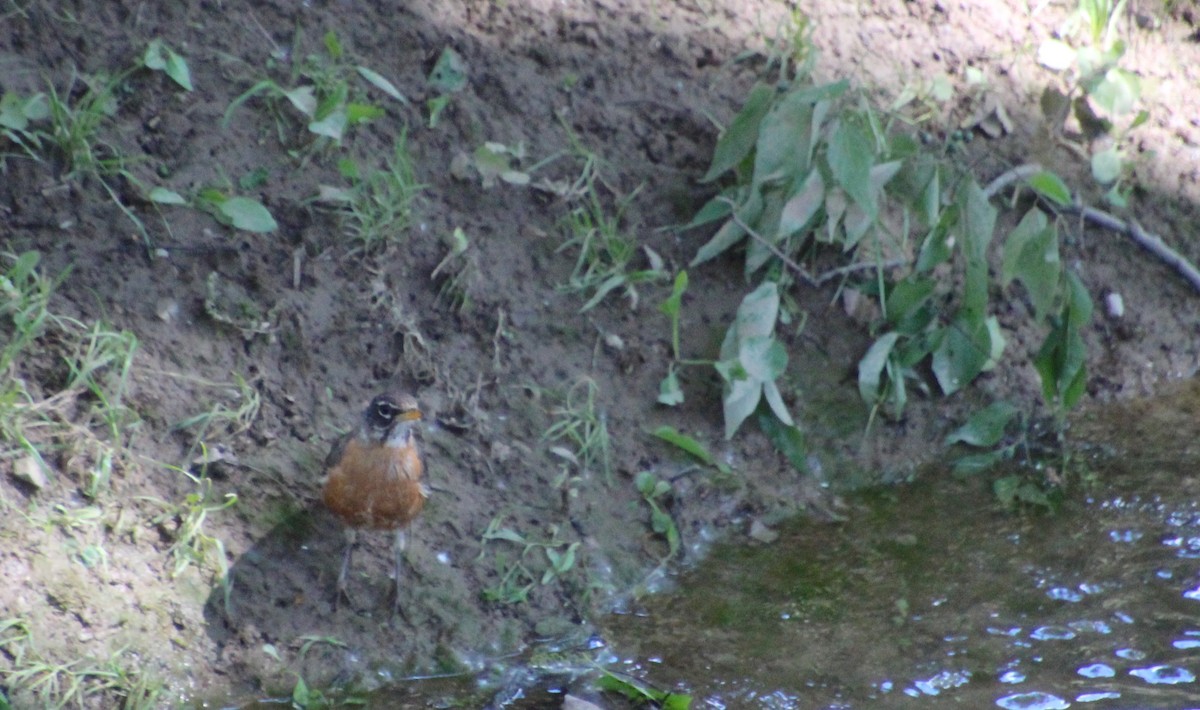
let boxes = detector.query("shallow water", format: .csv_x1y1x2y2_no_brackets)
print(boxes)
603,461,1200,709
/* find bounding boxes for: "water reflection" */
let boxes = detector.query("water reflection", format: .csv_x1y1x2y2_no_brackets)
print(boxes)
606,466,1200,708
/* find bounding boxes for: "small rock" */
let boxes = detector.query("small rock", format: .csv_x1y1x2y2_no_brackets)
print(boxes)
749,519,779,544
563,696,603,710
12,455,49,490
1104,291,1125,319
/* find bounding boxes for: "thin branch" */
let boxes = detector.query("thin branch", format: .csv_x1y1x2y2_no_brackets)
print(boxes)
717,197,816,285
985,163,1200,293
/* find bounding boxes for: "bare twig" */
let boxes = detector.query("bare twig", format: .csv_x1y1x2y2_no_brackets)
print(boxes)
985,163,1200,293
717,197,816,285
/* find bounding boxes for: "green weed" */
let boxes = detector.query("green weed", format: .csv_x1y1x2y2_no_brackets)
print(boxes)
542,378,612,484
0,618,162,710
323,134,424,250
478,517,580,604
431,227,476,313
223,29,405,149
634,471,680,561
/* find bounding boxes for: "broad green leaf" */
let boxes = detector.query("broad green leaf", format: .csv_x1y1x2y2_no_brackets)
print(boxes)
1091,146,1122,184
165,49,193,91
308,109,347,140
1027,171,1071,206
219,197,277,233
931,313,991,395
757,411,807,472
916,205,957,272
733,281,779,342
960,180,996,317
858,332,899,403
428,47,468,93
148,187,187,205
752,87,816,187
283,86,317,117
945,401,1019,447
778,168,825,238
356,65,408,103
701,83,774,182
828,118,875,217
739,336,787,382
681,192,734,231
1088,67,1139,117
984,315,1006,371
886,277,935,330
650,426,715,466
1003,208,1060,321
690,189,762,266
722,376,762,439
1034,272,1092,409
761,379,794,426
744,189,789,276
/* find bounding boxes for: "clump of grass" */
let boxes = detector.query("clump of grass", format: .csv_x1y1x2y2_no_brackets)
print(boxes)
542,378,613,485
330,135,424,250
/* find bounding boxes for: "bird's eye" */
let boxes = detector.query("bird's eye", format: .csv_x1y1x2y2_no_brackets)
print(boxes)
376,403,397,418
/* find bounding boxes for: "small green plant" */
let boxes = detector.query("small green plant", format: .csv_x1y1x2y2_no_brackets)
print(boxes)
944,402,1064,511
321,135,423,250
141,39,193,91
557,182,667,312
426,46,466,128
1036,0,1146,204
634,471,680,561
223,29,405,147
687,69,1091,465
478,517,580,604
0,618,161,710
543,378,613,484
431,227,476,312
142,459,237,602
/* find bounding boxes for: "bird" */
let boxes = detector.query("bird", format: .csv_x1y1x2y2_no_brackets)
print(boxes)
321,392,427,617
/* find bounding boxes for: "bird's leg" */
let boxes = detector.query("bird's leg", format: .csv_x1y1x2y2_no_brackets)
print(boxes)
334,528,357,611
392,528,408,620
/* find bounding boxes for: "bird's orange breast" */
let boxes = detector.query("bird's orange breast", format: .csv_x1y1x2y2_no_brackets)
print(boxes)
322,437,426,530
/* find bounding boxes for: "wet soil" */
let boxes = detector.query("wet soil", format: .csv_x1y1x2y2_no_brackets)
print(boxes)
1,0,1199,705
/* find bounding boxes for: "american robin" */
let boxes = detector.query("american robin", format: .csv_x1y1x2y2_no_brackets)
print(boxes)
322,392,427,616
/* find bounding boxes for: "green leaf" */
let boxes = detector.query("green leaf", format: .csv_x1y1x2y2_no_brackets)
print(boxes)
219,197,277,233
1003,208,1060,321
778,168,825,238
1090,146,1122,184
345,102,385,125
308,109,347,140
931,313,991,395
658,367,684,406
164,49,193,91
1034,272,1092,409
722,376,762,440
283,86,317,117
960,180,997,317
885,277,935,330
1037,38,1076,71
428,46,468,93
323,30,343,59
1088,67,1140,117
356,65,408,103
752,88,816,188
148,186,187,205
761,378,795,427
739,335,787,382
650,426,715,466
1027,171,1071,207
828,118,875,217
945,401,1019,447
858,332,900,403
952,449,1007,476
659,271,687,318
757,410,807,472
701,83,774,182
732,281,779,342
